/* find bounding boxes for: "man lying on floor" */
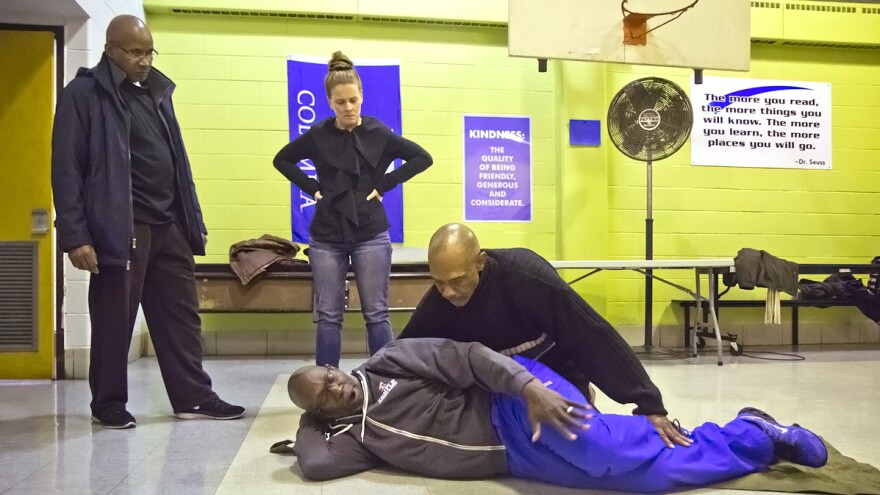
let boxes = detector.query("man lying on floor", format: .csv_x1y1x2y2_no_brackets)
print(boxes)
287,338,827,493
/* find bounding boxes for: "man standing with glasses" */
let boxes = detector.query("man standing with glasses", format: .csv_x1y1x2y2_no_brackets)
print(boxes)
52,15,244,428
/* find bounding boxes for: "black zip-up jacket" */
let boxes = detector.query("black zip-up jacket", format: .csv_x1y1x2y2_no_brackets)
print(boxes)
399,248,667,416
51,55,206,266
272,116,432,243
727,248,799,296
294,339,534,481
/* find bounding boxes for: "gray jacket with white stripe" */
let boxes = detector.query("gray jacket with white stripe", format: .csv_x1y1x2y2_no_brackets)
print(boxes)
294,338,535,480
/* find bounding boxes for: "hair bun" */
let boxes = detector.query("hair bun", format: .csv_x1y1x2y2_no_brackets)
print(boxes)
328,51,354,72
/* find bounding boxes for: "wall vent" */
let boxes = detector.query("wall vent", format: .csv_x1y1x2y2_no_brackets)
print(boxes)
785,3,857,13
780,40,880,50
164,8,504,29
162,4,879,48
0,242,37,351
169,8,354,21
751,2,782,9
359,16,506,29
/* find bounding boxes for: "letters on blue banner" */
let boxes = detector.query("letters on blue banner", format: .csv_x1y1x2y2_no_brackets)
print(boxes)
286,56,404,243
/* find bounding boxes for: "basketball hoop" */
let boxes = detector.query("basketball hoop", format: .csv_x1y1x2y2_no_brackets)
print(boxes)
621,0,699,46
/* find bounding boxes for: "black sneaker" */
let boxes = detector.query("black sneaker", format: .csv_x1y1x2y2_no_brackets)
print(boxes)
91,409,136,429
175,398,245,420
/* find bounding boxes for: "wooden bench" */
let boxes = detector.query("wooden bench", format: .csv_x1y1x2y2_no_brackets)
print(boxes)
194,262,433,315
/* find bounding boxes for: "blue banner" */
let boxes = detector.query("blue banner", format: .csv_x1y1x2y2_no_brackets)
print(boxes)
286,56,403,243
463,115,532,222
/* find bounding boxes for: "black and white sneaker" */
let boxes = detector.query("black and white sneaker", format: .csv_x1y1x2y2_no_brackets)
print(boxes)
176,398,245,420
91,409,136,429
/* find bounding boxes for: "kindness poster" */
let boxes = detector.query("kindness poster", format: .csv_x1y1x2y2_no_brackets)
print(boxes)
463,115,532,222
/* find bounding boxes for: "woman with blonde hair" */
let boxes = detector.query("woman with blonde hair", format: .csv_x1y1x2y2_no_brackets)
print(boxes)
273,51,433,366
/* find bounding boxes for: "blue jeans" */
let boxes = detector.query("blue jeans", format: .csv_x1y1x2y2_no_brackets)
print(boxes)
308,231,393,366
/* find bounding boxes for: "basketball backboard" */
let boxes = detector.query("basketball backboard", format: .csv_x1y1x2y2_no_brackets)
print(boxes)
508,0,750,72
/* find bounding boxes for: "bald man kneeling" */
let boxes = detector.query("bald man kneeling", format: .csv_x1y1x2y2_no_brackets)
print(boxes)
398,223,689,448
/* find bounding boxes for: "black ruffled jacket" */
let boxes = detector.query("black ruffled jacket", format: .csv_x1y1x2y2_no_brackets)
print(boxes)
273,116,432,243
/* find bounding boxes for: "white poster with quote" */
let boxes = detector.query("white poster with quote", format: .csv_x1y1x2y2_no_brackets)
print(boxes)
690,77,831,169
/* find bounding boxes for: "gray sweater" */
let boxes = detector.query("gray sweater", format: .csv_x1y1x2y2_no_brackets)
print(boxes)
294,339,535,481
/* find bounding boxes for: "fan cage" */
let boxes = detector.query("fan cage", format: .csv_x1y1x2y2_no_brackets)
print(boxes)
607,77,693,161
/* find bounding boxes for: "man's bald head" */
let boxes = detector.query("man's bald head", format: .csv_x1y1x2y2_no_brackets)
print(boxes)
106,15,149,44
104,15,155,83
428,223,481,263
288,366,320,411
427,224,486,307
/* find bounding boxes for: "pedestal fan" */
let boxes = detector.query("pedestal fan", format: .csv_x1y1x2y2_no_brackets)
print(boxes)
607,77,693,347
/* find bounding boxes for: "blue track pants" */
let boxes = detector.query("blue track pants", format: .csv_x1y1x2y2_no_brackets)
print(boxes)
491,357,775,493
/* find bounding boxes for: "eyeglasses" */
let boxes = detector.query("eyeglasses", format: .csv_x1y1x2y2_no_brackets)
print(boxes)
312,365,337,414
112,43,158,61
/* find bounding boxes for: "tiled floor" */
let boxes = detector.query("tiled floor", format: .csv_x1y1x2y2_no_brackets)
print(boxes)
1,344,878,495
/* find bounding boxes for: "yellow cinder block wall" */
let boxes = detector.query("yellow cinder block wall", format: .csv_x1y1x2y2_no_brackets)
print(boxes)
146,7,880,346
150,15,558,255
600,47,880,343
147,13,562,340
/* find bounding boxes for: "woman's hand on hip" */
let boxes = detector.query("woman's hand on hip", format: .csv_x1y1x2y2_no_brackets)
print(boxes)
366,189,383,202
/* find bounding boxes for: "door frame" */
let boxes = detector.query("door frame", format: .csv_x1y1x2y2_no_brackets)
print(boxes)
0,23,66,379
